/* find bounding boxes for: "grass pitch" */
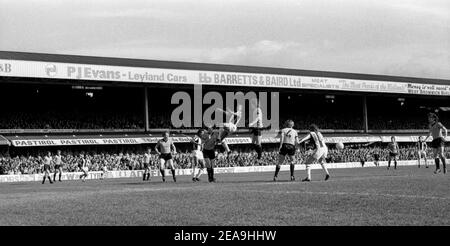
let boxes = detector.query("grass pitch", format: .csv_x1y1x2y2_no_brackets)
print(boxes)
0,166,449,226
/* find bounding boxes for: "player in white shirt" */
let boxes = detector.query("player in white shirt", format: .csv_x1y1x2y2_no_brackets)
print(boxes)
142,148,152,181
42,152,54,184
298,124,330,182
53,150,63,182
417,136,428,168
274,120,298,181
79,154,89,182
100,158,108,180
189,129,206,182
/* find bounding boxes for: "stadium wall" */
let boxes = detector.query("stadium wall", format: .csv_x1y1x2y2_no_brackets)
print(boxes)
0,160,442,183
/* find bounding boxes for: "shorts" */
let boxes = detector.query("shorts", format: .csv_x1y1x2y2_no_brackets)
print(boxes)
192,150,204,160
312,147,328,160
159,153,172,161
279,143,296,156
143,162,150,169
418,151,427,157
54,164,61,170
389,152,398,157
43,164,51,171
431,137,445,149
82,167,89,173
251,127,262,136
203,149,216,160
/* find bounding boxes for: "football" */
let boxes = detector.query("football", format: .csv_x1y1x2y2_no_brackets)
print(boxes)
336,142,345,150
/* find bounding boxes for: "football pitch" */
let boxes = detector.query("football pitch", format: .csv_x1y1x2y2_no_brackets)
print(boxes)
0,166,449,226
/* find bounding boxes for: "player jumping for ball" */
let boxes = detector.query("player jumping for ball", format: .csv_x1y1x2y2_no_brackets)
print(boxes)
417,136,428,168
216,104,242,154
424,113,448,174
298,124,330,182
155,131,177,182
274,120,298,181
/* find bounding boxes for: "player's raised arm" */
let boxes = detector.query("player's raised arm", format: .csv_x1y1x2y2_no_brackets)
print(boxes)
298,133,311,144
216,108,231,115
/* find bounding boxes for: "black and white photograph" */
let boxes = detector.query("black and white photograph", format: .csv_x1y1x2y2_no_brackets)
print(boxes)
0,0,449,234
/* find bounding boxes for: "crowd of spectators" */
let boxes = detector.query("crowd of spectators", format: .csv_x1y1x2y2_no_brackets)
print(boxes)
1,111,447,130
0,111,144,129
1,145,449,175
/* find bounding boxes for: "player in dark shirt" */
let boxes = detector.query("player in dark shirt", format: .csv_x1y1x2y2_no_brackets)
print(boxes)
155,131,177,182
387,136,399,170
201,127,220,182
373,152,380,167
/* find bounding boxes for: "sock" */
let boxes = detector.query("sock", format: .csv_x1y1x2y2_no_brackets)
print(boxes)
394,161,397,169
274,165,280,177
435,158,440,170
321,164,330,175
59,172,62,181
160,169,165,178
143,172,146,181
306,167,311,179
207,168,211,181
147,173,151,180
441,157,447,170
211,168,214,180
53,173,56,181
388,160,391,168
192,167,196,179
171,169,176,179
290,164,294,177
196,169,202,179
